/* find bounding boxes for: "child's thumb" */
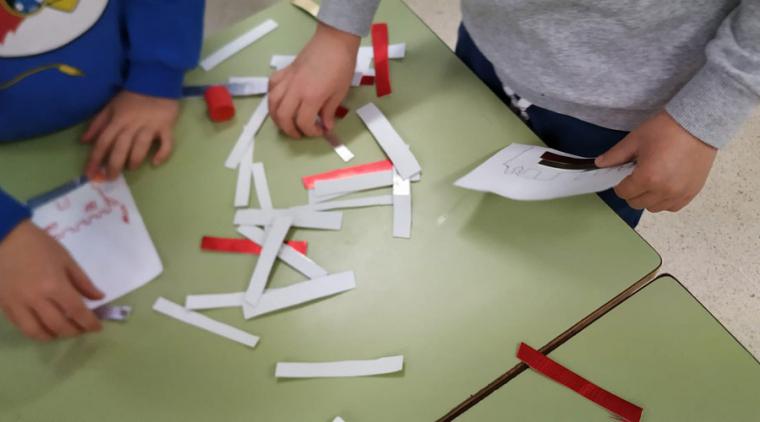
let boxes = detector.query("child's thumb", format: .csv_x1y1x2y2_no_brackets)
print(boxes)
595,135,638,167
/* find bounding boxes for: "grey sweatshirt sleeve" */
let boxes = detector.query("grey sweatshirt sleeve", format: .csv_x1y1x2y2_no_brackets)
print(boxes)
317,0,381,37
666,1,760,149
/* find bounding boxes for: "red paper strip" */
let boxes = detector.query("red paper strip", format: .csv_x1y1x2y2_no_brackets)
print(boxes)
301,159,393,189
360,75,375,86
371,23,391,97
517,343,643,422
335,105,349,119
204,85,235,122
201,236,308,255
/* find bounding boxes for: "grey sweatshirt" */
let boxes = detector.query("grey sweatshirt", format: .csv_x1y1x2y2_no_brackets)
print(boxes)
318,0,760,149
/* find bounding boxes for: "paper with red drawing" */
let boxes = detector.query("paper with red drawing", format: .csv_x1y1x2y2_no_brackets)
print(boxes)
30,175,163,309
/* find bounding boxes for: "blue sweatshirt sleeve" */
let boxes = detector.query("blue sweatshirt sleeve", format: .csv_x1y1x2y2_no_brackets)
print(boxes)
0,188,31,242
123,0,206,99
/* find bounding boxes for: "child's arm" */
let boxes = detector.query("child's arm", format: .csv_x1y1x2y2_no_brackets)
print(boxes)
0,190,103,341
83,0,205,179
269,0,380,138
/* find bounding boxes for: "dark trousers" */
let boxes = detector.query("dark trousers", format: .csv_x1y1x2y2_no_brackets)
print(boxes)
455,25,644,228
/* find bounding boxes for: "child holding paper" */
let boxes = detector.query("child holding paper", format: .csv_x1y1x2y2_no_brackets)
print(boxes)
267,0,760,228
0,0,204,341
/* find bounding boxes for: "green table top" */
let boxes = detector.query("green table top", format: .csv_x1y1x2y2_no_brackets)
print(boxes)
0,1,660,421
461,275,760,421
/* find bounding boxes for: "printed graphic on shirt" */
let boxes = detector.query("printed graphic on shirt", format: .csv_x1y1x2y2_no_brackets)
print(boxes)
0,0,107,57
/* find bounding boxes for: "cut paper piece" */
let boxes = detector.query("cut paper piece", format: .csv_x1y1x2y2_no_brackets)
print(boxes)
356,103,421,179
313,170,394,197
225,95,269,169
234,144,253,207
270,54,295,70
200,236,308,255
238,226,327,279
454,143,634,200
392,169,411,238
227,76,269,96
94,304,132,322
323,130,354,162
153,297,259,348
251,162,273,209
291,0,319,17
360,75,375,86
243,271,355,319
186,292,243,310
356,43,406,70
363,68,376,77
31,176,162,309
308,189,344,205
333,418,346,422
299,195,393,212
200,19,278,71
302,160,393,189
517,343,643,422
371,23,391,97
235,209,343,231
244,216,293,307
275,355,404,378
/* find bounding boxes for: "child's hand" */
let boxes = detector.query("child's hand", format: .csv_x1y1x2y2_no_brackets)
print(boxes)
0,221,104,341
82,91,179,179
269,22,360,139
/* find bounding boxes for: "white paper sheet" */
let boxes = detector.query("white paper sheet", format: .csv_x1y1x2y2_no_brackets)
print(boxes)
297,195,393,212
225,95,268,169
235,209,343,230
244,216,293,307
237,225,327,279
392,169,412,238
356,103,421,179
251,162,273,209
153,297,259,348
243,271,355,319
275,355,404,378
185,292,244,310
200,19,278,71
31,176,162,309
227,76,269,95
234,144,253,207
454,143,635,200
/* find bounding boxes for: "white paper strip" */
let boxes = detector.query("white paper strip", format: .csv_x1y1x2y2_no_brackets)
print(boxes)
227,76,269,95
356,43,406,65
333,145,355,162
225,95,269,169
308,189,344,204
238,226,327,279
351,72,363,87
298,195,393,212
270,54,295,70
234,145,254,207
313,170,393,197
201,19,278,71
363,67,376,77
275,355,404,378
333,418,346,422
243,271,355,319
244,216,293,306
251,162,273,209
153,297,259,348
235,209,343,231
356,103,421,179
185,292,244,310
392,169,412,238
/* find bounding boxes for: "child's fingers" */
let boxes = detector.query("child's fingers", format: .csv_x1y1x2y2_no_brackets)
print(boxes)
319,93,343,133
5,305,53,341
295,97,324,138
106,126,140,179
33,299,81,338
82,107,111,144
269,68,287,88
54,285,101,333
128,128,155,170
152,127,174,166
274,89,303,139
86,123,121,177
66,259,103,300
268,74,290,123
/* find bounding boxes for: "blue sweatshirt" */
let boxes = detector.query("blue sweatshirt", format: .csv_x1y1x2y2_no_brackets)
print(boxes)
0,0,204,240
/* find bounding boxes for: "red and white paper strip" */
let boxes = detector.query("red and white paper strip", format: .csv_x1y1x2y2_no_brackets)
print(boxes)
237,226,326,279
200,236,308,255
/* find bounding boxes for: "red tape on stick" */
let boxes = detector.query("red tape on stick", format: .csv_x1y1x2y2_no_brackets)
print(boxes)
201,236,308,255
517,343,643,422
371,23,391,97
204,85,235,122
301,159,393,189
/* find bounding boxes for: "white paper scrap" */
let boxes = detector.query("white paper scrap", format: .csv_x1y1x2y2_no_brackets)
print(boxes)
270,54,295,70
238,226,327,279
392,169,412,238
201,19,278,71
313,170,393,197
227,76,269,95
225,95,269,169
251,162,273,209
234,144,253,207
153,297,259,348
31,176,163,309
243,271,355,319
275,355,404,378
244,216,293,306
235,209,343,231
185,292,244,310
454,143,635,200
356,103,421,179
333,418,346,422
299,195,393,212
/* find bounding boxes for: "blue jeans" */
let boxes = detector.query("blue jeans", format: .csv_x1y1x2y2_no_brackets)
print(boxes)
455,25,643,228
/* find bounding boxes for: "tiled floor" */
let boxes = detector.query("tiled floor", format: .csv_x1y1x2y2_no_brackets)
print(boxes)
205,0,759,358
